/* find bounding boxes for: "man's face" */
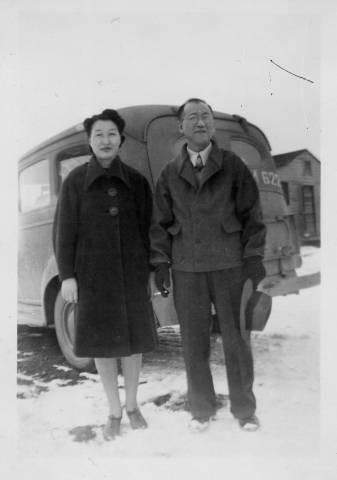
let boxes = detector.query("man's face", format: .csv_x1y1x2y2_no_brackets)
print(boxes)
179,101,215,151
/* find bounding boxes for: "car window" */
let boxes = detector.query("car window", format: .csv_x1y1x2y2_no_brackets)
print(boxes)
230,138,283,196
147,116,181,182
59,155,90,182
19,159,51,212
230,139,262,168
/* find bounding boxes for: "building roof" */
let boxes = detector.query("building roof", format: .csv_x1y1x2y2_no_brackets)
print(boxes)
274,149,320,168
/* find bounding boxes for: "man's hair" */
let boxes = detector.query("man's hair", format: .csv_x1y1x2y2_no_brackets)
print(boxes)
176,98,214,120
83,109,126,137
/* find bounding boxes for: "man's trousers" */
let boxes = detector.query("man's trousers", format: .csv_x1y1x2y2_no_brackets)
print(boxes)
172,268,256,421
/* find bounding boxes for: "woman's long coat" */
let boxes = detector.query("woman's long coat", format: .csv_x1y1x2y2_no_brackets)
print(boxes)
54,156,157,357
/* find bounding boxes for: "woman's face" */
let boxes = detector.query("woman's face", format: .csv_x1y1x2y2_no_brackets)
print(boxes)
89,120,122,166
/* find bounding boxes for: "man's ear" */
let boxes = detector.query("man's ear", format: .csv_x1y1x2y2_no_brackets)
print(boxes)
178,123,184,134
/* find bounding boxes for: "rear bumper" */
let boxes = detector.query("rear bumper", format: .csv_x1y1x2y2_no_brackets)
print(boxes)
257,272,321,297
150,270,321,326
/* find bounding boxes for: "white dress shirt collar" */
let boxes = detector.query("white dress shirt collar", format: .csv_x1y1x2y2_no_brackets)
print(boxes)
187,142,212,167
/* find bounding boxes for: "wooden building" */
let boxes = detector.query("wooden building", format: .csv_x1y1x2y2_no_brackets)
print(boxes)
274,149,320,245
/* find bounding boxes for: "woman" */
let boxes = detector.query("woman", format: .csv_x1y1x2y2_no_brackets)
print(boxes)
54,108,157,440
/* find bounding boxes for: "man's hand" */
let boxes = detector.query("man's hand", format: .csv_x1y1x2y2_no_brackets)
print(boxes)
244,257,266,289
61,278,78,303
154,263,171,297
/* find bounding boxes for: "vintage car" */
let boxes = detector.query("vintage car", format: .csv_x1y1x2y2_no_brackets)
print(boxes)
18,105,320,370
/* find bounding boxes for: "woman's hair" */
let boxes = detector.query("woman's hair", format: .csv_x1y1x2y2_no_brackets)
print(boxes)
83,109,126,138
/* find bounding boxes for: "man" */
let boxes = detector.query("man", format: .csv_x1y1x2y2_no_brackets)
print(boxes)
150,98,266,432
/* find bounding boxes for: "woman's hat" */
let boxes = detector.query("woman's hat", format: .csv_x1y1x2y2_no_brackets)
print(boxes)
240,279,272,341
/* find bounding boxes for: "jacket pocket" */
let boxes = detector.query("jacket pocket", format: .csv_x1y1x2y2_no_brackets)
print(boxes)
221,220,242,233
220,220,243,263
167,223,182,236
168,223,184,264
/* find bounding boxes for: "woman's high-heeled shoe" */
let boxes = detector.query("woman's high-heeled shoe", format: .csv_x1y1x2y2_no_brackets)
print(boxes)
126,408,148,430
103,414,122,440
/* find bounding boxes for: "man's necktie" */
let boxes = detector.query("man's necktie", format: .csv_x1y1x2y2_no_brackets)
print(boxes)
195,154,204,172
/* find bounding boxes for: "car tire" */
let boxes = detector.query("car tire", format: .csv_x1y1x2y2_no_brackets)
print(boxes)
54,291,95,372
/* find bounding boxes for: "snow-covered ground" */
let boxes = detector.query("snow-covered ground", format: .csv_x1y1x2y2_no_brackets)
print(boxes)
11,247,336,478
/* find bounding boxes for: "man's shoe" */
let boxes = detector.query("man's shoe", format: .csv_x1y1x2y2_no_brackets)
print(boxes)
188,417,210,433
103,414,122,440
127,408,148,430
238,415,260,432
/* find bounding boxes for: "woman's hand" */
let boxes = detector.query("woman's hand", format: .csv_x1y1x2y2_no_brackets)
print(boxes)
61,278,78,303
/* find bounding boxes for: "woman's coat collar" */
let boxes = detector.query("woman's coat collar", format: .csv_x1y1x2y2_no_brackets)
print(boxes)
84,156,131,190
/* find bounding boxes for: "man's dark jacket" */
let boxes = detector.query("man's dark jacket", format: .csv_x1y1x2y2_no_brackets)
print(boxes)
150,142,266,271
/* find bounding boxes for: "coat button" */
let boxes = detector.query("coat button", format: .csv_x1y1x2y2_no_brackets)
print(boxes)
108,206,119,216
107,187,117,197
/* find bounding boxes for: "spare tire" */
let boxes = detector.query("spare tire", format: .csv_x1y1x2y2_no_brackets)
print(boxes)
54,291,95,371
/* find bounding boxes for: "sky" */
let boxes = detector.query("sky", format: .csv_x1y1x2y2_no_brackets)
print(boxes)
15,2,323,158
